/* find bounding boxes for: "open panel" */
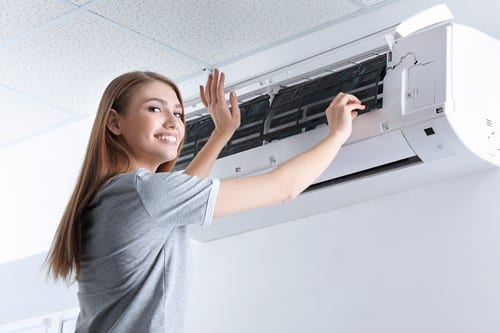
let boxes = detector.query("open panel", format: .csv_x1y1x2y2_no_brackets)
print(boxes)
175,54,387,170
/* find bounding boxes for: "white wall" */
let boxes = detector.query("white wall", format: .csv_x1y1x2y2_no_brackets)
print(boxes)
0,253,78,326
188,168,500,333
2,0,500,331
0,118,90,325
0,116,93,264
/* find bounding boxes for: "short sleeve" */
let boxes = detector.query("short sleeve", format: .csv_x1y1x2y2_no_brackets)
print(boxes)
135,170,219,227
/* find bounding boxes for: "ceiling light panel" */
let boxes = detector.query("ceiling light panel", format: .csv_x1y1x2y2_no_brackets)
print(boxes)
0,0,75,42
90,0,360,65
0,85,74,148
0,12,202,116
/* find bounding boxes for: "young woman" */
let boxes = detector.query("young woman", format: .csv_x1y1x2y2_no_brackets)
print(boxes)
46,69,364,332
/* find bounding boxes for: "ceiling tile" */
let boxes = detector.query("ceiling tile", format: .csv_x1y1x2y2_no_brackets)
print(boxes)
0,85,74,148
0,12,203,116
90,0,361,65
361,0,388,5
0,0,76,42
69,0,94,5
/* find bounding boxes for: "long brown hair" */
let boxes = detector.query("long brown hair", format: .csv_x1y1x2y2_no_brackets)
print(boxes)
45,71,186,282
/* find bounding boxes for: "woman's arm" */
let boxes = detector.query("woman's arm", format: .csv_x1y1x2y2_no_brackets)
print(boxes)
214,92,365,217
183,69,240,177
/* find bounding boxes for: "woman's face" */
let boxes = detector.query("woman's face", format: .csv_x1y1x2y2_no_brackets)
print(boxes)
112,80,185,172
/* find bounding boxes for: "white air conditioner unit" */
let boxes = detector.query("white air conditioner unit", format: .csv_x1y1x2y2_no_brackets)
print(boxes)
186,5,500,241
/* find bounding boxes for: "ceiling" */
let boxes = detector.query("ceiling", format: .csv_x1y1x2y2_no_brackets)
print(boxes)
0,0,394,150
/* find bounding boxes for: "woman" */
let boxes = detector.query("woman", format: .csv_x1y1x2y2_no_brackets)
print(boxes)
46,69,364,332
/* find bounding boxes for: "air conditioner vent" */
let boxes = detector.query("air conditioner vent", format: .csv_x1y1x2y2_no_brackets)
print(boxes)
305,155,422,192
222,95,270,157
175,95,270,170
264,54,386,142
175,115,216,169
175,54,387,170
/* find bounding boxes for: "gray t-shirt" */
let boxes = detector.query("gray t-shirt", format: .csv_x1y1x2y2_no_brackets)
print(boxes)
76,168,219,332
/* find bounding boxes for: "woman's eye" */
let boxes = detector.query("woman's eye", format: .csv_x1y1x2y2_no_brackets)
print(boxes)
174,111,183,118
148,106,161,113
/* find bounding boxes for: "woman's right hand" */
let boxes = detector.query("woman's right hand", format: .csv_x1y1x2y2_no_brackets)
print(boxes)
199,68,241,142
214,92,366,217
325,92,365,143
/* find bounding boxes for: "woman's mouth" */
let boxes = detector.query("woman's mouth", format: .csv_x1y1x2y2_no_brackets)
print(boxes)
155,135,177,143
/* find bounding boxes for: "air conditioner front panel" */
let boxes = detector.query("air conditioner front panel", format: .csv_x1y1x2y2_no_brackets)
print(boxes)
382,23,449,129
317,129,416,183
210,125,417,183
445,24,500,165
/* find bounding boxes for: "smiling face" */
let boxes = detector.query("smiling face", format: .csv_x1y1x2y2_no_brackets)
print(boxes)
106,80,185,172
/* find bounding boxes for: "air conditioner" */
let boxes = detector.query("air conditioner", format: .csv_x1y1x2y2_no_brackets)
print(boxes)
181,5,500,241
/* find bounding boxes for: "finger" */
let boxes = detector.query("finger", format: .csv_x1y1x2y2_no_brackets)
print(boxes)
218,72,226,105
230,91,241,127
211,69,219,104
339,93,362,106
328,92,345,109
351,111,358,120
345,103,366,114
199,85,208,107
205,74,213,105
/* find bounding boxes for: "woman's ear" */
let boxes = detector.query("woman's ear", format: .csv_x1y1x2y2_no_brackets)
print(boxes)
106,109,122,135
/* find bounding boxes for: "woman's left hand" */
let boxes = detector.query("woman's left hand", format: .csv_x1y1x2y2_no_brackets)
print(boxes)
199,68,241,141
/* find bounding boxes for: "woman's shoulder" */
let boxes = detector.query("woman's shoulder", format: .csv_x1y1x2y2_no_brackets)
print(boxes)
134,169,199,189
101,169,208,197
93,169,154,197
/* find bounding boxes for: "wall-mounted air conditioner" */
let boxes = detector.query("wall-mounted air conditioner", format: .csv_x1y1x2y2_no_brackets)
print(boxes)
181,5,500,241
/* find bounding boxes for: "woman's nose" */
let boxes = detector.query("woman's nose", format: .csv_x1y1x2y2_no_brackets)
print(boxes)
163,111,178,128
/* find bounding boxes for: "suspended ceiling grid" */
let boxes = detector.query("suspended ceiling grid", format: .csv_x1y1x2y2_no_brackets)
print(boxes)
0,0,391,149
